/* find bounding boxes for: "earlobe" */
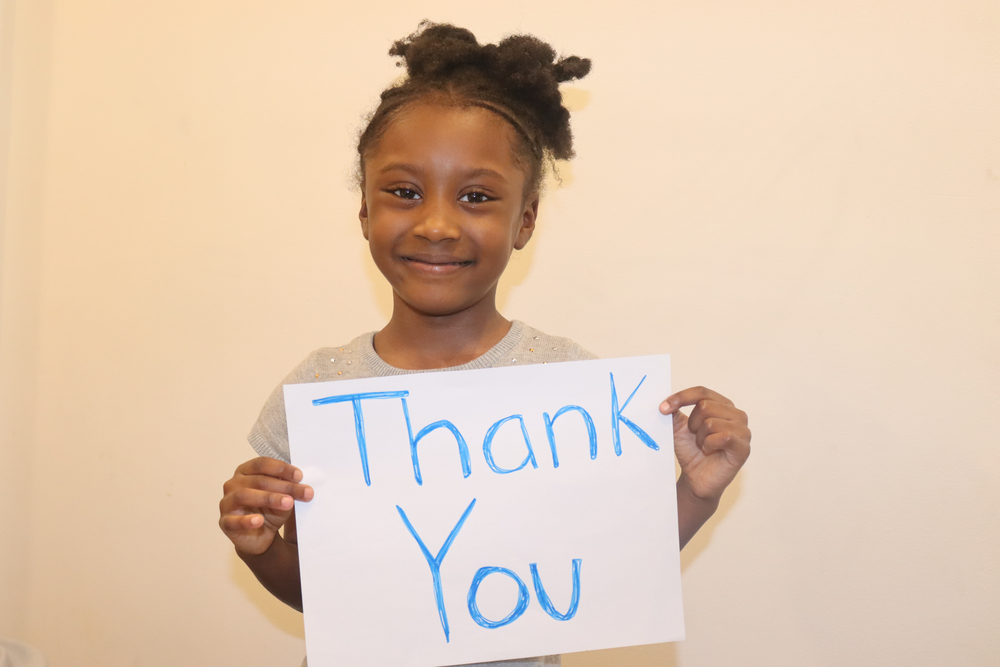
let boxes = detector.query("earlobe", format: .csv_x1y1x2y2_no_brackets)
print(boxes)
514,196,539,250
359,195,369,240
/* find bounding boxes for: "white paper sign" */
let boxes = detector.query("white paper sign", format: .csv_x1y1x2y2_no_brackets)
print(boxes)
285,355,683,667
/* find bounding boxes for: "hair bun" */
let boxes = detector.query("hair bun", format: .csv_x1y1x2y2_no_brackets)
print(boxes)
553,56,591,83
390,22,487,81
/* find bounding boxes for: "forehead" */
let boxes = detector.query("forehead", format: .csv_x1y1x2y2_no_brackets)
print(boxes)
366,103,526,179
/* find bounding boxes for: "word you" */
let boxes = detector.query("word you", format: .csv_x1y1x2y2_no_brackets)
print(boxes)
397,497,583,642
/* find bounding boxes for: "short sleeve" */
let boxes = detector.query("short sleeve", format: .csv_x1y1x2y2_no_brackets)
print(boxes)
247,351,322,463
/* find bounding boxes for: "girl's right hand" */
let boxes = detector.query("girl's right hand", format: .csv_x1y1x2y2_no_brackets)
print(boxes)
219,457,314,556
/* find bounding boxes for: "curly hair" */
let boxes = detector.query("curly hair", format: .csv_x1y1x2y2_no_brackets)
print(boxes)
357,22,591,195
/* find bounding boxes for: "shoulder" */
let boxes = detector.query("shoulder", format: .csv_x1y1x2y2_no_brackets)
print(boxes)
284,332,378,384
512,321,598,364
247,332,379,462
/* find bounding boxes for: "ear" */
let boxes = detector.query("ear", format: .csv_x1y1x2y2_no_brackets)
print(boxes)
359,193,370,240
514,194,539,250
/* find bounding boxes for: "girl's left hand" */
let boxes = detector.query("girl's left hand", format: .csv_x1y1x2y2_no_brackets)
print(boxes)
660,387,751,502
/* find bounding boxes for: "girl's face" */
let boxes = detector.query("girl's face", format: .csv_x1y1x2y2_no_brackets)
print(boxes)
360,103,537,320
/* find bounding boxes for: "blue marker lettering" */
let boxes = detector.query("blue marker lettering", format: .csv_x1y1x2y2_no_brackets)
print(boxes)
530,559,583,621
482,415,538,474
396,499,477,643
401,398,472,486
312,390,409,486
609,373,660,456
542,406,597,468
467,566,530,629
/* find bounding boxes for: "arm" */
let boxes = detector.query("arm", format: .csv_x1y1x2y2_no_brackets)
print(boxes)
219,457,314,611
237,511,304,610
674,473,721,550
660,387,751,549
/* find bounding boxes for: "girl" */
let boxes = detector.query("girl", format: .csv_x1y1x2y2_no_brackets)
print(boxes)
219,22,751,667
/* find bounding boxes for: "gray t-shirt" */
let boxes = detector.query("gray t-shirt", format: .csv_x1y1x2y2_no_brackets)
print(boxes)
249,320,596,667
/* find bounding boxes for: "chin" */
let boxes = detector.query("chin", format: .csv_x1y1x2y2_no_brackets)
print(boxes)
414,304,473,318
400,295,484,319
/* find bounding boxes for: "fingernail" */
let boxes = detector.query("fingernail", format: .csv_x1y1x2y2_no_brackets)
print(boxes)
291,469,303,482
659,401,672,414
281,496,293,509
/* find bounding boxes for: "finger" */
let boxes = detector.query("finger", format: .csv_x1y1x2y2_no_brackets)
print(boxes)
220,488,288,516
694,418,751,450
226,473,314,501
700,430,752,463
660,386,734,414
221,487,298,515
235,457,304,483
219,497,293,535
239,487,296,511
219,512,265,533
687,401,748,433
237,457,304,483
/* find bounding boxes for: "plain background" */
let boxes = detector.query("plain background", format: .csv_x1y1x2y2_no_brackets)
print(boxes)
1,1,997,666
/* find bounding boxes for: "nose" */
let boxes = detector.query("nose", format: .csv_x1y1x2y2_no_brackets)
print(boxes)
413,195,461,243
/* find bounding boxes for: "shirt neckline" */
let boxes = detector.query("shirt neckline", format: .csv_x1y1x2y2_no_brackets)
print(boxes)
360,320,526,377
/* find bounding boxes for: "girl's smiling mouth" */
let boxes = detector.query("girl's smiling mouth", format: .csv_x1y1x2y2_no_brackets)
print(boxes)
402,255,473,266
401,254,475,273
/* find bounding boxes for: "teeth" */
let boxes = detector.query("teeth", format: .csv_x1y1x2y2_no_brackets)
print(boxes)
406,258,467,265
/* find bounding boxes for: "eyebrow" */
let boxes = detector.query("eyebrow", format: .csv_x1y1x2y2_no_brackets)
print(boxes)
378,162,508,183
378,162,423,176
464,168,508,183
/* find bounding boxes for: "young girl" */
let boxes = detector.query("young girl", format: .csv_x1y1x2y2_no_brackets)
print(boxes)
219,22,751,667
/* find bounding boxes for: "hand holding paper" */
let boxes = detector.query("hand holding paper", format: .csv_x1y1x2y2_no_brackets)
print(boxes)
660,387,751,548
219,457,314,556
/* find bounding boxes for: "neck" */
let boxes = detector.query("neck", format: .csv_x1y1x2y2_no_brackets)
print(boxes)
374,296,512,370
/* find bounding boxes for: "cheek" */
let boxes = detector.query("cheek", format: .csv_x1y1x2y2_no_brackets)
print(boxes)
368,229,394,261
364,220,394,261
364,206,397,243
481,231,517,267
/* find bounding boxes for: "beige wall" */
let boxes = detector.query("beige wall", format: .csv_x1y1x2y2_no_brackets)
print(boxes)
1,1,997,666
0,0,47,639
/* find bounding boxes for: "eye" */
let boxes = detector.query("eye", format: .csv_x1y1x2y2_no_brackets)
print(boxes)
388,187,421,200
459,190,492,204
